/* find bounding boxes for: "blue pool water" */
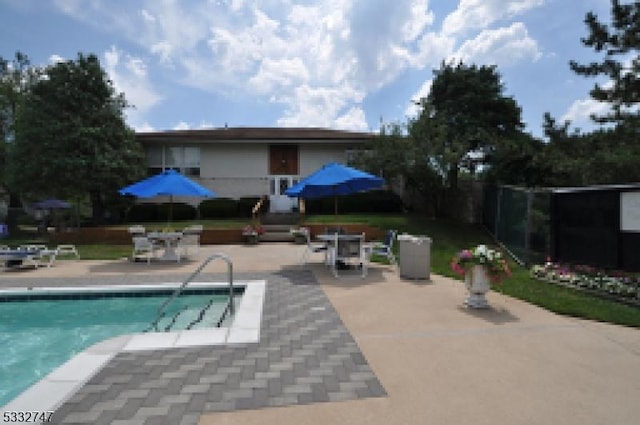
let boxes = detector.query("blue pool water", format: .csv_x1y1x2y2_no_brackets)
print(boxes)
0,289,239,406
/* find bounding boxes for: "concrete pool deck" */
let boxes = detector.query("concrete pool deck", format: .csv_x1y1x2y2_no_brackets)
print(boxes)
1,243,639,424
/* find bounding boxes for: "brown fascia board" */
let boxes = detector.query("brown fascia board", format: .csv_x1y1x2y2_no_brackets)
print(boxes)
135,127,374,145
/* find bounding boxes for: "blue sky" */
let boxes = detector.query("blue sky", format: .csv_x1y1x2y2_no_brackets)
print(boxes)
0,0,614,138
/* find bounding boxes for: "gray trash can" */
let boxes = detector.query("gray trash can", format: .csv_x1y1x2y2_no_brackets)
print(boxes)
397,234,432,280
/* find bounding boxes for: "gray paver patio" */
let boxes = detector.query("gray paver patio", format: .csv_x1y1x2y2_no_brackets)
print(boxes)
38,269,385,424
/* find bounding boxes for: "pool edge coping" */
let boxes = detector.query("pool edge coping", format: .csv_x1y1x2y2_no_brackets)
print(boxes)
1,280,266,414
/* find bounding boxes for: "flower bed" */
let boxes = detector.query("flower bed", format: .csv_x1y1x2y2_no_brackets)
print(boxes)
530,262,640,305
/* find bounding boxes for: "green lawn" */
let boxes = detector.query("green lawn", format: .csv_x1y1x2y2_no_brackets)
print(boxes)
4,214,639,327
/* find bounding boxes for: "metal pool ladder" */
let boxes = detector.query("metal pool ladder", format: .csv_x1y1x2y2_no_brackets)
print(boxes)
147,253,235,332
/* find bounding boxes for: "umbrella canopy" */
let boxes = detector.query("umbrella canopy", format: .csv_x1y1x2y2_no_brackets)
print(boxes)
32,199,71,210
119,169,216,224
285,162,384,214
119,169,216,198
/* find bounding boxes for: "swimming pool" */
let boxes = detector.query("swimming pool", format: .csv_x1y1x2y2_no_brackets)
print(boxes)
0,284,243,407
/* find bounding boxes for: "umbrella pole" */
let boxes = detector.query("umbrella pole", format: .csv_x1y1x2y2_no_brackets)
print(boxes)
168,195,173,229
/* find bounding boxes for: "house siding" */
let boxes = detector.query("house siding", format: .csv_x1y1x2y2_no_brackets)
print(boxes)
136,127,374,204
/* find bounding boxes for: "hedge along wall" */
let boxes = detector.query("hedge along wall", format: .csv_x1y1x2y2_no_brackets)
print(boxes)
305,190,404,214
126,202,198,222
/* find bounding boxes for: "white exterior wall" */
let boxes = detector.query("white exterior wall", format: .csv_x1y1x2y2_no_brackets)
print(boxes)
154,141,354,200
298,144,347,176
199,143,270,198
200,143,268,178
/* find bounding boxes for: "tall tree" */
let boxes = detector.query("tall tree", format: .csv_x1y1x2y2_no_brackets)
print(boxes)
569,0,640,125
8,53,145,223
0,52,40,190
411,62,524,191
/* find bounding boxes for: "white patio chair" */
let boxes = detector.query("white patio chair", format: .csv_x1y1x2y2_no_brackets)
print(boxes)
128,225,146,236
56,244,80,259
177,233,200,259
368,229,397,266
299,228,328,265
183,224,203,234
333,233,368,278
132,236,157,264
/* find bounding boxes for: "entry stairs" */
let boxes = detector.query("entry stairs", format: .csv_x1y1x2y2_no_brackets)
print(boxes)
259,212,302,242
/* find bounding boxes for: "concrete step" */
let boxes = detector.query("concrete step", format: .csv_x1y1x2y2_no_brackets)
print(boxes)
261,212,301,225
260,232,295,242
261,224,295,232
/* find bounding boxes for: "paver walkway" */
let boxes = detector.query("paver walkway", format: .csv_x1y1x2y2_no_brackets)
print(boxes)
45,269,385,424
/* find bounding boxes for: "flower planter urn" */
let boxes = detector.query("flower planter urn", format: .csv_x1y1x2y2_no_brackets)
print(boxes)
244,233,259,245
464,264,491,309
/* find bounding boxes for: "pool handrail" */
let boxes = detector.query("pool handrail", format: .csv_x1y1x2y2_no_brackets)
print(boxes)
149,252,234,331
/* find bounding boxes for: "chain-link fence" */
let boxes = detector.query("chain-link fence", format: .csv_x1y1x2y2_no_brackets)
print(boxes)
483,185,551,266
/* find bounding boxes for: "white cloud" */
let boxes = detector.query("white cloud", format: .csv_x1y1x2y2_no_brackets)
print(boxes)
134,122,155,132
249,57,310,93
334,106,368,131
173,121,190,130
48,0,550,131
48,54,65,64
140,9,155,23
405,79,433,118
560,98,610,128
451,22,542,66
442,0,545,36
103,46,163,127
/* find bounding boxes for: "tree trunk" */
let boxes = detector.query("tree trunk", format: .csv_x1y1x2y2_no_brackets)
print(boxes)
90,190,105,225
448,161,459,190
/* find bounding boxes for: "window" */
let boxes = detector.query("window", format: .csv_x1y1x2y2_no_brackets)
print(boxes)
146,146,200,176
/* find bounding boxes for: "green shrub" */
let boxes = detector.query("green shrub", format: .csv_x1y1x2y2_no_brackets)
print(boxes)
305,190,403,214
158,202,197,221
126,203,159,222
199,198,238,218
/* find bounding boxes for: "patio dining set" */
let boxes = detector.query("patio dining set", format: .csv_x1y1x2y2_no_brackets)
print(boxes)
300,227,397,278
128,225,202,264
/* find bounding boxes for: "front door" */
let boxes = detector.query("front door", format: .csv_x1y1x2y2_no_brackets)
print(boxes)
269,176,298,212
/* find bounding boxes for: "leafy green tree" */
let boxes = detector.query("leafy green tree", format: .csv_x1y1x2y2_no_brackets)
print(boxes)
8,53,145,223
0,52,40,190
483,132,548,187
411,62,524,191
352,122,445,214
569,0,640,125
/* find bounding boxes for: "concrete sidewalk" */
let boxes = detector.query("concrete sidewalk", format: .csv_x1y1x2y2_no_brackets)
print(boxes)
2,243,639,424
199,247,640,425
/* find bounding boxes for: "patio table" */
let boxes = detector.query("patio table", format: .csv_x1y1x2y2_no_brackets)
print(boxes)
316,234,368,277
146,232,183,262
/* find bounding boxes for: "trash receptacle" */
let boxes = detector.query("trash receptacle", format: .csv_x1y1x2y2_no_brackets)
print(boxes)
397,234,431,280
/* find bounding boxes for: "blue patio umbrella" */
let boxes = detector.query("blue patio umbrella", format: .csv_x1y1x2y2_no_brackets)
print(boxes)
32,199,71,210
285,162,384,214
119,169,216,223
